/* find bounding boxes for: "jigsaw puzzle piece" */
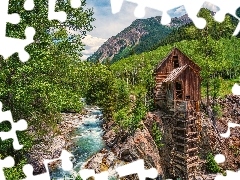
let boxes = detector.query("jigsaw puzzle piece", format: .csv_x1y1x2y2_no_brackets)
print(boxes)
22,164,50,180
116,159,158,180
110,0,185,24
48,0,82,22
205,0,240,22
0,102,28,150
0,156,15,180
232,83,240,95
79,169,109,180
183,0,210,29
22,150,73,180
203,1,240,36
233,8,240,36
24,0,35,11
0,0,36,62
215,170,240,180
110,0,208,26
48,0,67,22
0,0,20,37
0,27,35,62
110,0,240,34
220,123,240,138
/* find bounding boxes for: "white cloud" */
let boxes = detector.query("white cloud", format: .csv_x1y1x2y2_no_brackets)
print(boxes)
168,6,186,17
202,2,220,12
81,34,107,60
82,1,221,59
87,1,163,39
82,34,106,47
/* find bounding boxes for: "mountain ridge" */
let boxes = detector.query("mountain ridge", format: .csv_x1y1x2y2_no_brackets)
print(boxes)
87,14,193,63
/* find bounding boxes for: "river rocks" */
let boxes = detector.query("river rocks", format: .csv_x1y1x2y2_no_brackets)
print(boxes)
82,148,126,178
27,113,85,175
104,129,118,148
214,95,240,171
103,121,163,175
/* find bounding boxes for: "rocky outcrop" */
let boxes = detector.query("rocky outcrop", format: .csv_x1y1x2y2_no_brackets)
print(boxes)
87,20,149,63
82,149,126,178
193,95,240,174
83,119,164,179
83,95,240,179
87,14,194,63
215,95,240,171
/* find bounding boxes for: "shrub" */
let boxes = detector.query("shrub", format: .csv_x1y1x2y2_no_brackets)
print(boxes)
206,153,221,173
152,122,164,148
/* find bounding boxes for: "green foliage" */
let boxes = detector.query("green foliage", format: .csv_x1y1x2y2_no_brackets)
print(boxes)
0,1,95,179
152,122,164,148
229,145,240,157
0,4,237,179
112,94,146,133
212,104,222,118
114,107,132,130
156,8,238,49
206,153,221,173
3,159,27,180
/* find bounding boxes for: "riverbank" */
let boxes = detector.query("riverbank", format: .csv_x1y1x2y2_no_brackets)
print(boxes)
48,106,105,179
82,115,164,180
27,107,93,175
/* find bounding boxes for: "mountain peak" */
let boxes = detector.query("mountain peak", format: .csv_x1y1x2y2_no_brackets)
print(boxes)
87,14,192,63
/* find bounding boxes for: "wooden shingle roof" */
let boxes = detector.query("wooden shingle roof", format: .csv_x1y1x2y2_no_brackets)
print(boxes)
154,47,201,74
163,65,188,82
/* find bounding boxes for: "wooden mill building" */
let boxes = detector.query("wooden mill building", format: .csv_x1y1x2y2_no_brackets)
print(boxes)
153,48,202,180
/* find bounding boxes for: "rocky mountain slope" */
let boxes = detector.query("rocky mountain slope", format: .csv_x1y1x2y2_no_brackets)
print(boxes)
87,15,192,64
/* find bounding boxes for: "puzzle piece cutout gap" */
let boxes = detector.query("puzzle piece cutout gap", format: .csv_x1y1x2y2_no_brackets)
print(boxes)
22,150,73,180
0,0,239,180
110,0,240,31
0,0,36,62
116,159,158,180
0,0,82,62
214,154,240,180
0,156,15,180
0,102,28,150
220,123,240,138
79,169,109,180
24,0,35,11
232,83,240,96
48,0,82,24
110,0,206,28
80,159,158,180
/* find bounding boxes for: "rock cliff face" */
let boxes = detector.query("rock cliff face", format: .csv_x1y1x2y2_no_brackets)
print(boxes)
190,95,240,174
87,15,192,63
215,95,240,171
84,95,240,179
84,120,164,179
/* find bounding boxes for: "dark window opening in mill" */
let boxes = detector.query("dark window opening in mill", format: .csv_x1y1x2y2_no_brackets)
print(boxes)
173,56,179,68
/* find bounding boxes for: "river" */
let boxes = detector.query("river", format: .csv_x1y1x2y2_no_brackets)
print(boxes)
50,106,105,180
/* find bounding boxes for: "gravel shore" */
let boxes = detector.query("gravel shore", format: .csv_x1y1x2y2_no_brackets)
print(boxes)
27,112,86,175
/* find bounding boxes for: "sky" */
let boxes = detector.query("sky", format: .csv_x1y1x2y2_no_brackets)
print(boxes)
81,0,219,60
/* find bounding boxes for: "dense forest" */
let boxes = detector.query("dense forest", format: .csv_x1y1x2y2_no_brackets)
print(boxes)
0,2,239,179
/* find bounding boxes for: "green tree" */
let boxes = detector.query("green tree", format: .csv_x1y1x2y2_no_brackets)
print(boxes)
0,0,95,179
